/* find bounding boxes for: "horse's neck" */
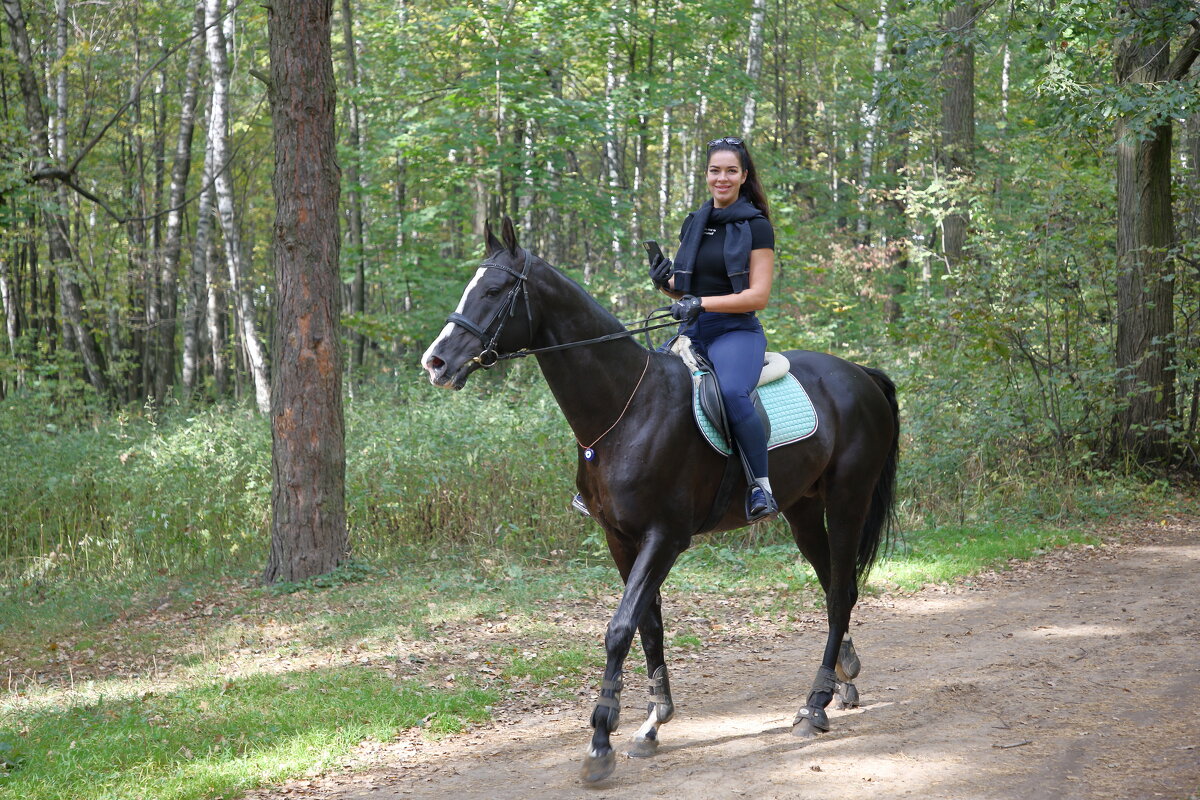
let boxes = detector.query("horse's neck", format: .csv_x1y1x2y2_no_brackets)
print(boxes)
530,266,657,445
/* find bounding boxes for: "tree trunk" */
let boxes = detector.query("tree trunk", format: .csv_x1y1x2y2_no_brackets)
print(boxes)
857,0,890,241
339,0,367,371
740,0,766,139
205,0,271,412
939,1,976,289
205,185,228,396
884,35,910,325
183,97,216,394
3,0,108,394
0,244,16,357
684,42,715,213
263,0,347,584
657,49,673,241
155,2,206,404
603,16,622,274
1112,0,1200,461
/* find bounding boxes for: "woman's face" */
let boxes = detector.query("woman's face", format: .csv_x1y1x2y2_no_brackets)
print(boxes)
706,149,747,208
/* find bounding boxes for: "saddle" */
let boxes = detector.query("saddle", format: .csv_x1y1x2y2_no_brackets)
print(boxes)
670,336,816,457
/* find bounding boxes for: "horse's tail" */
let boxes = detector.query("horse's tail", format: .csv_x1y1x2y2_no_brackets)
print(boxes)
857,366,900,583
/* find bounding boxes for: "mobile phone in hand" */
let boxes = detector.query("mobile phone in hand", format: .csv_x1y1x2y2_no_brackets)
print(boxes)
642,240,664,265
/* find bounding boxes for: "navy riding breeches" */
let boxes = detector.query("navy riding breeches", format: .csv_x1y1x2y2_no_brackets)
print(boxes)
684,312,769,478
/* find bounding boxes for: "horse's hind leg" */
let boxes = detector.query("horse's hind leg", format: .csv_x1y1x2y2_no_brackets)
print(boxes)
626,590,675,758
833,637,861,709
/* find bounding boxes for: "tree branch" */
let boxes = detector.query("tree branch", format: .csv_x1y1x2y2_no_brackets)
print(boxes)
1166,20,1200,83
829,0,869,31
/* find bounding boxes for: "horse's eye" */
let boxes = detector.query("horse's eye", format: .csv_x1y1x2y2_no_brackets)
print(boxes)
485,287,502,298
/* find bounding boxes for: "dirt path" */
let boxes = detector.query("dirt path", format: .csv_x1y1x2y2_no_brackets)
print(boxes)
247,519,1200,800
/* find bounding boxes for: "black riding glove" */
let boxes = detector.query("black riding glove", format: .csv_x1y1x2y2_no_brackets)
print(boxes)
649,254,673,289
670,295,704,323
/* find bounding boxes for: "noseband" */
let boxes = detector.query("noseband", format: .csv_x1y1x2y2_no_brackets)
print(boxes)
445,249,533,368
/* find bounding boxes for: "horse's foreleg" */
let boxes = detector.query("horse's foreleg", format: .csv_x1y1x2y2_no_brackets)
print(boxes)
627,593,675,758
582,535,680,783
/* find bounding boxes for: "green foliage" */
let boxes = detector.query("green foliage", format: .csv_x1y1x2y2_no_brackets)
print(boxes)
0,399,271,580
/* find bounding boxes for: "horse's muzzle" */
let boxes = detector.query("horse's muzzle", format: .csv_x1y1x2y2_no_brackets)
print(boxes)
422,353,471,390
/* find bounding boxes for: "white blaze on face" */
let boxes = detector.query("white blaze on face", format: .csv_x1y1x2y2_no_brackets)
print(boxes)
421,266,489,383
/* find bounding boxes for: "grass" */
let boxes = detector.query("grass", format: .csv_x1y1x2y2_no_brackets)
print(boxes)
872,523,1099,590
0,668,495,800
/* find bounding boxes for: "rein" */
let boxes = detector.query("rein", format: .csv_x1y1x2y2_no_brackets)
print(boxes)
445,250,679,367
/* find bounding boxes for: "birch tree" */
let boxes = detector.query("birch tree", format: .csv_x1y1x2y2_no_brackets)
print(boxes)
205,0,270,413
3,0,108,394
740,0,766,139
154,2,206,404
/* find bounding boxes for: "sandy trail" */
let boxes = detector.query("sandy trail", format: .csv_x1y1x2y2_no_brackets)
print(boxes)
246,519,1200,800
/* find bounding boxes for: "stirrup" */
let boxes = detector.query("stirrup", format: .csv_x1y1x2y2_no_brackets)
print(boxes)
571,493,591,517
746,485,778,522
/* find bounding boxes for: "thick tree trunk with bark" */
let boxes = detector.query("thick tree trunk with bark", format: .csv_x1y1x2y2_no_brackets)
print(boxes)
1112,2,1200,461
263,0,347,584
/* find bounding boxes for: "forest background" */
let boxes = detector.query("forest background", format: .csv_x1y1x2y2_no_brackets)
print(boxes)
4,0,1200,797
3,0,1200,605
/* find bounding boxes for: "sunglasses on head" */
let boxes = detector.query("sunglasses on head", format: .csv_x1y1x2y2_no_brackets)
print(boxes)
707,136,744,150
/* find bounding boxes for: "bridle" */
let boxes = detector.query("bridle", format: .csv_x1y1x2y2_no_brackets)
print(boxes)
444,249,679,368
445,249,534,368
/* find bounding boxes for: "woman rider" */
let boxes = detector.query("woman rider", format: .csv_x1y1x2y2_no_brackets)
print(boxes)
651,136,777,522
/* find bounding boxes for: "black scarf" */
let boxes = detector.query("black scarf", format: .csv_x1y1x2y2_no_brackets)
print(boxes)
672,196,764,296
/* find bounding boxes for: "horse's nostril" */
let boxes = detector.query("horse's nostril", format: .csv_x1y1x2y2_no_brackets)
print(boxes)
429,356,445,370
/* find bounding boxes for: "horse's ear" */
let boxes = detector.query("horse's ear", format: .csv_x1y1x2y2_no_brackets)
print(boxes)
501,216,519,255
484,220,504,257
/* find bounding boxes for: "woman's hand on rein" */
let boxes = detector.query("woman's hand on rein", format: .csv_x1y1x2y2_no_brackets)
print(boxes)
670,295,704,323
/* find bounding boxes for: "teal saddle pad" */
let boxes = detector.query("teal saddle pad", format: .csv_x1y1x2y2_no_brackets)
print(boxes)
692,371,818,456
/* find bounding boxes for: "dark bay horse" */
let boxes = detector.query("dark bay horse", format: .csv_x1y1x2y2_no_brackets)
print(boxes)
422,218,899,783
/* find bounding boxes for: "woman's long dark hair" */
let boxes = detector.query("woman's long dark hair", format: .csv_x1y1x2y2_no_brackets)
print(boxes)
708,138,771,220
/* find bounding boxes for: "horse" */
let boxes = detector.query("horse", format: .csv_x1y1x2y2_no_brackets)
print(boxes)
422,217,899,783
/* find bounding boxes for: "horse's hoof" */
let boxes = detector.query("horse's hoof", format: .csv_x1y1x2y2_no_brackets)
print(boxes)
791,718,822,739
626,735,659,758
835,682,859,709
791,704,829,738
581,748,617,782
835,638,861,682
